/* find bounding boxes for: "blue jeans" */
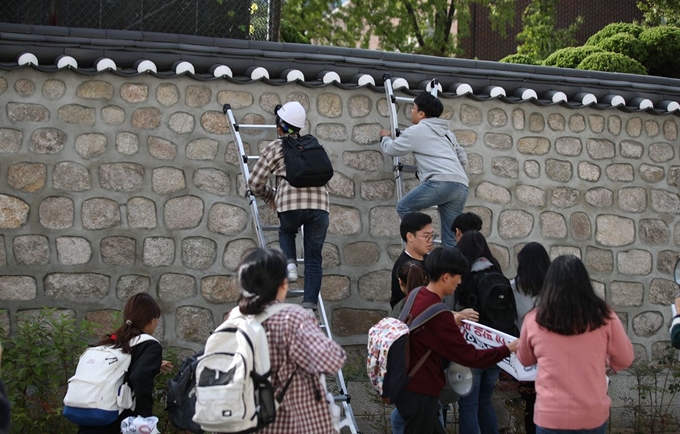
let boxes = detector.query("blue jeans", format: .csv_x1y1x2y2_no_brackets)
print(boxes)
278,209,329,304
458,365,501,434
396,179,468,248
536,423,607,434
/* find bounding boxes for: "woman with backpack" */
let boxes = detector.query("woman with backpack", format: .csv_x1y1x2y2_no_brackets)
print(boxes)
454,230,515,434
77,293,171,434
390,260,428,319
510,242,551,434
517,255,633,434
237,248,346,434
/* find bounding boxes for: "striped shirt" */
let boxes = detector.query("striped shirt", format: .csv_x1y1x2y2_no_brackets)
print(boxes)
248,138,330,213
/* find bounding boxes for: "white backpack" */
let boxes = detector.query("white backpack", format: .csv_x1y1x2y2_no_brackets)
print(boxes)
63,334,158,426
192,303,292,433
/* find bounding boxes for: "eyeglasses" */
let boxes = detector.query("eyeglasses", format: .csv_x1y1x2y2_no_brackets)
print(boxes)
415,232,436,241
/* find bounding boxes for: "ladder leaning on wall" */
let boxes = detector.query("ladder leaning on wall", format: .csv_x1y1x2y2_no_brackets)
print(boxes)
222,104,360,434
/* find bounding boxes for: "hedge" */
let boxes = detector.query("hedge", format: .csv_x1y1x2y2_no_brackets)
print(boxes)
542,46,604,69
639,26,680,78
596,32,647,64
585,22,644,46
499,54,540,65
577,52,648,75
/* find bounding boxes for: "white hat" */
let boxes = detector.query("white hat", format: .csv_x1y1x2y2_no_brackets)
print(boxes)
276,101,306,129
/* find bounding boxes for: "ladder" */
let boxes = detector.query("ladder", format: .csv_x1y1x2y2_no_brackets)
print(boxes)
383,75,441,246
223,104,360,434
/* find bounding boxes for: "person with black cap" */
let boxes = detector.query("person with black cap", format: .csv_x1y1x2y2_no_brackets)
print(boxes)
248,101,332,311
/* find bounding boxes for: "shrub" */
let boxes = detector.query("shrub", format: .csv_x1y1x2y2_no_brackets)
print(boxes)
597,32,648,64
585,22,644,46
639,26,680,78
499,54,539,65
542,46,604,68
577,52,647,75
280,20,310,44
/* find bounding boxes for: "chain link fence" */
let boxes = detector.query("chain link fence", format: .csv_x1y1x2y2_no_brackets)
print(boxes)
0,0,281,41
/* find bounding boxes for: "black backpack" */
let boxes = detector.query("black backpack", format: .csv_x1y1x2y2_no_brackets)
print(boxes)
281,135,334,188
468,270,519,336
166,350,204,433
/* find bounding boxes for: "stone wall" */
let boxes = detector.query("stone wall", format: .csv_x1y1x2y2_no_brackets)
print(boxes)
0,68,679,361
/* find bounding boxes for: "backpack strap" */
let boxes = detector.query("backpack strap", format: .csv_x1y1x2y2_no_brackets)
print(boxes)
255,302,296,324
398,286,425,323
129,333,159,347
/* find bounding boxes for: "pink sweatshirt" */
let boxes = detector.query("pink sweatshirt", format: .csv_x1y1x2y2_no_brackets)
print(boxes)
517,310,634,430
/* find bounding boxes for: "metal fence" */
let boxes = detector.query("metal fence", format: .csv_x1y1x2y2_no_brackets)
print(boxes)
0,0,281,41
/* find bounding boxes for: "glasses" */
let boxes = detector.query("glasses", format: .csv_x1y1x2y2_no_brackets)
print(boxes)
415,232,436,241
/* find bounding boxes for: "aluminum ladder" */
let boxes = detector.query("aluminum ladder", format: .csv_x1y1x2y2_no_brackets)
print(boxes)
223,103,360,434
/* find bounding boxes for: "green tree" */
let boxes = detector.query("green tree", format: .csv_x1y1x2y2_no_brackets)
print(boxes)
638,0,680,27
577,52,647,75
516,0,583,61
282,0,517,57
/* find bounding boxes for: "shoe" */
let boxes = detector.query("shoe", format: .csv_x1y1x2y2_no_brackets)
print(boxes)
301,301,317,310
287,263,298,282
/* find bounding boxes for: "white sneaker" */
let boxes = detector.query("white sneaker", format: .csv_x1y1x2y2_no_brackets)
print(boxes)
287,263,298,282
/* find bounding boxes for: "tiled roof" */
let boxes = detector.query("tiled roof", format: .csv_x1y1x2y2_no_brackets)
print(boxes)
1,22,679,115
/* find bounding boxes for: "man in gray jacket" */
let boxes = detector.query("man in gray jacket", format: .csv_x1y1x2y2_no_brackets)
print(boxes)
380,93,468,247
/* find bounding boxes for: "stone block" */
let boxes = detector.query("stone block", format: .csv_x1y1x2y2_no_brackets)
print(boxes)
176,306,215,343
639,219,669,245
668,167,680,188
657,250,680,275
517,137,550,155
491,157,518,178
528,112,545,132
321,275,351,301
460,104,482,126
165,196,204,230
131,107,161,129
53,162,91,191
39,196,74,229
498,210,533,239
487,108,507,127
585,246,613,272
200,111,229,134
588,115,605,133
348,95,371,118
549,245,581,260
8,102,49,123
0,310,8,336
185,138,218,160
99,163,144,192
259,92,281,114
286,92,310,111
632,311,663,337
223,238,257,270
651,189,680,214
0,129,22,153
512,109,525,130
101,105,125,125
664,120,678,140
352,123,382,145
610,281,644,306
577,161,601,182
143,237,175,267
8,162,46,192
585,187,613,208
101,236,136,266
489,243,509,270
82,198,121,230
147,136,177,160
620,140,643,158
568,114,586,132
156,83,180,107
332,308,387,337
127,197,157,229
182,237,217,270
645,120,660,137
183,85,211,108
56,237,92,265
540,211,567,239
328,205,361,236
452,130,475,147
617,250,652,275
388,244,402,261
343,242,380,267
208,203,247,235
316,123,347,142
649,278,678,305
639,164,664,183
595,215,635,247
120,83,148,103
30,128,65,154
484,133,512,150
467,153,483,175
545,159,572,182
605,164,634,182
626,117,642,137
201,275,239,304
475,182,511,204
361,179,394,201
555,137,582,156
58,104,95,126
618,187,647,213
0,78,5,94
158,273,196,301
0,194,29,229
116,275,150,300
516,185,546,208
14,79,34,96
343,151,384,171
649,142,674,163
194,168,229,196
327,172,354,198
76,80,113,99
87,309,122,337
14,235,50,265
0,276,36,300
217,90,252,109
322,243,340,269
524,160,540,178
116,132,139,155
548,113,565,131
169,112,195,134
44,273,109,300
586,139,615,160
317,93,342,118
152,167,186,194
570,212,591,240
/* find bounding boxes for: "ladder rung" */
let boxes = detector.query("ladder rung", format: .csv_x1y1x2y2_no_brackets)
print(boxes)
333,394,351,403
394,96,414,103
261,225,279,231
245,155,259,161
286,289,304,297
397,164,417,173
239,124,277,129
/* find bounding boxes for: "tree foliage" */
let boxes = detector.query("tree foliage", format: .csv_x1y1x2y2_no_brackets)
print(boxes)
596,33,648,64
639,25,680,78
516,0,583,61
637,0,680,27
499,54,539,64
584,22,644,46
542,46,604,68
281,0,517,57
577,52,648,75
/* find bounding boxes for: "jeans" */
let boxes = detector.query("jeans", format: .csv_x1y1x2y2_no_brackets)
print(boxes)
536,423,607,434
278,209,329,305
458,365,501,434
396,179,468,248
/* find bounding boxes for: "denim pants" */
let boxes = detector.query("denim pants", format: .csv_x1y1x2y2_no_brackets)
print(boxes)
396,179,468,248
536,423,607,434
458,365,501,434
278,209,329,305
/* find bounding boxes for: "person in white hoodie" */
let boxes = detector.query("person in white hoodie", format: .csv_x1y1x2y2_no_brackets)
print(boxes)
379,93,468,247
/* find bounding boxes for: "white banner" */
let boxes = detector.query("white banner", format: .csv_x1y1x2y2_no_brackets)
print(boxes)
461,320,537,382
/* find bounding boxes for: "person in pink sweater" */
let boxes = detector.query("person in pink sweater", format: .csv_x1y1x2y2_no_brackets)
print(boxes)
517,255,634,434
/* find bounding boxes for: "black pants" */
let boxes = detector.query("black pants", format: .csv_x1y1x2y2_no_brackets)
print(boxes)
395,389,446,434
519,381,537,434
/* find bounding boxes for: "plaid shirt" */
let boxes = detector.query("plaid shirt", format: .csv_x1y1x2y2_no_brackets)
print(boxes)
258,304,346,434
248,138,330,213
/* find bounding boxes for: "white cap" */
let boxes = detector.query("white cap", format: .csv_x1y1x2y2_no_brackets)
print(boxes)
277,101,306,129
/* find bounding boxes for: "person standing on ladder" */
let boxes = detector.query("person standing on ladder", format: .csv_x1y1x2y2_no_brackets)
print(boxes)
248,101,330,311
379,93,469,247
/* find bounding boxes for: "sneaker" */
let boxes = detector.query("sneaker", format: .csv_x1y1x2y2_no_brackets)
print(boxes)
287,263,298,282
301,301,317,310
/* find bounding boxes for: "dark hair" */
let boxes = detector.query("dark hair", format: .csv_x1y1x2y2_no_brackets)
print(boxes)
451,212,483,234
535,255,612,336
515,242,551,297
397,261,428,293
399,212,432,242
425,247,468,282
100,293,161,354
237,248,288,315
457,230,502,274
276,114,300,135
413,93,444,118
